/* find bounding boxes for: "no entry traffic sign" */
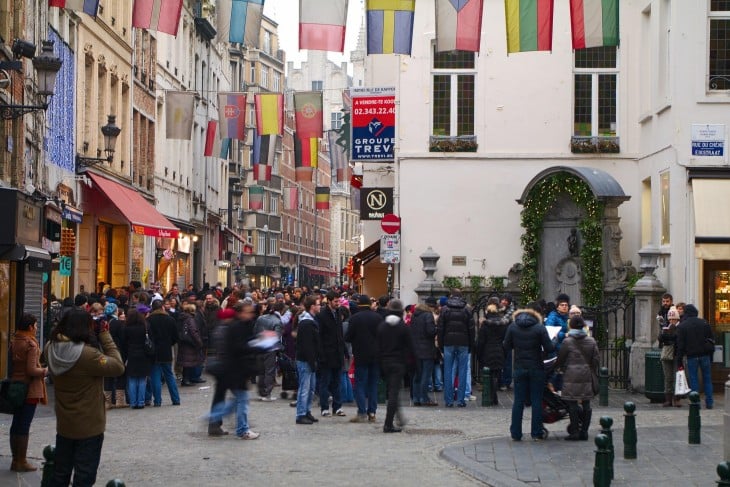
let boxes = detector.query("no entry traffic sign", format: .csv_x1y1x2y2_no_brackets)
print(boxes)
380,213,401,234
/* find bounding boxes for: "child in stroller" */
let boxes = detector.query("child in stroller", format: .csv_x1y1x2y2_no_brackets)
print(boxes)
540,357,578,438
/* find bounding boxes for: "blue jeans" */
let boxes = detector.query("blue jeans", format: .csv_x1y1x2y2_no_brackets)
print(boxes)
414,359,435,404
296,361,316,418
432,363,443,391
443,346,469,405
128,376,147,407
511,367,546,440
500,350,513,387
49,433,104,487
151,362,180,405
341,371,354,402
354,362,379,415
686,355,713,407
209,389,251,436
318,366,342,412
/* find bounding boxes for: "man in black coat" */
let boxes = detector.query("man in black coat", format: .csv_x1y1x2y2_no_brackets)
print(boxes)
147,300,180,406
410,298,438,407
345,294,382,422
317,291,348,417
677,304,714,409
295,296,322,425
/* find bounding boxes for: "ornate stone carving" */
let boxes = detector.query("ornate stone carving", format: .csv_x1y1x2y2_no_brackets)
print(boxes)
556,257,582,303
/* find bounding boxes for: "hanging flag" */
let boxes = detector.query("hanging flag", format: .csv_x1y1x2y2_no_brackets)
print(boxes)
253,164,272,181
49,0,99,16
220,138,232,159
283,187,299,210
204,121,217,157
435,0,484,52
132,0,183,36
165,91,194,140
294,91,323,139
505,0,554,53
366,0,415,55
253,134,277,165
254,93,284,135
328,130,349,183
249,186,265,210
569,0,619,50
217,0,264,46
315,187,330,210
342,89,352,112
218,92,247,140
294,134,319,182
299,0,349,52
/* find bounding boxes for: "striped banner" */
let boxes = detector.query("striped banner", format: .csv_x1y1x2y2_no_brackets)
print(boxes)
132,0,183,36
505,0,554,53
569,0,619,49
49,0,99,16
328,130,349,183
254,93,284,135
283,187,299,210
249,185,265,210
204,121,217,157
435,0,484,52
294,134,318,182
300,0,349,52
366,0,416,55
217,0,265,46
165,91,194,140
315,186,330,210
218,92,247,140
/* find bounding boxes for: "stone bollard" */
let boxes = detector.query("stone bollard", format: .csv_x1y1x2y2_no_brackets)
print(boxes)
599,367,609,407
106,481,126,487
623,402,637,459
718,461,730,487
688,391,701,445
593,434,612,487
40,445,55,487
481,367,493,407
599,416,614,480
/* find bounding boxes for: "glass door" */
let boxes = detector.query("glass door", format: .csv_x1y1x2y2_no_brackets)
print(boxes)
703,261,730,374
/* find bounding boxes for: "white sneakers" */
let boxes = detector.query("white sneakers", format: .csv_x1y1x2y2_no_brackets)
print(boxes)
239,431,260,440
260,396,277,402
321,410,331,417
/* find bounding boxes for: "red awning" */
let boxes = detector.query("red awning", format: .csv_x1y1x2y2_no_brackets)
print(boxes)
303,264,338,277
87,173,179,238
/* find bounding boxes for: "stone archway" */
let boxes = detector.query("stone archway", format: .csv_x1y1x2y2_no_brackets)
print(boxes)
517,166,632,305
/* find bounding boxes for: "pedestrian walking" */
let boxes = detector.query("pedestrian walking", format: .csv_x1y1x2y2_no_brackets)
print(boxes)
147,300,181,406
121,308,153,409
345,294,382,422
295,296,322,425
677,304,715,409
9,313,48,472
317,291,347,417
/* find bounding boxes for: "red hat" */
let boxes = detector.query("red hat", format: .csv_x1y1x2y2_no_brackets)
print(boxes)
217,308,235,320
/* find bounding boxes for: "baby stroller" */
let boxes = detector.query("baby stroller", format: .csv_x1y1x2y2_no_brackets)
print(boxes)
278,353,298,399
540,357,575,438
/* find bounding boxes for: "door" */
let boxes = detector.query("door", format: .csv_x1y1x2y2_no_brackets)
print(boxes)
702,260,730,386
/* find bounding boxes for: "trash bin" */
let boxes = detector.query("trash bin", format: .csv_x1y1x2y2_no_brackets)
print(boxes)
644,348,665,403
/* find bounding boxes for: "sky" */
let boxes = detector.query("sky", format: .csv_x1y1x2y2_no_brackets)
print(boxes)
263,0,364,73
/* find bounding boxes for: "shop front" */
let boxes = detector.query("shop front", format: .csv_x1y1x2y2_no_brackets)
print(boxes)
0,188,52,377
691,171,730,387
79,173,179,293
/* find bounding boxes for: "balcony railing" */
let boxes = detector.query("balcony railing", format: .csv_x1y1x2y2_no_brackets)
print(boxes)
570,136,620,154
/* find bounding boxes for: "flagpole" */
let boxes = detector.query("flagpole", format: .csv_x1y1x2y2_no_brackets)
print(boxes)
296,183,302,287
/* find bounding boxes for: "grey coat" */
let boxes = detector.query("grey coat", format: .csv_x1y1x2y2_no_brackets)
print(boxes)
555,333,599,401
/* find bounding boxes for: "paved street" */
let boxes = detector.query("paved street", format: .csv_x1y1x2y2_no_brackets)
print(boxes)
0,379,725,486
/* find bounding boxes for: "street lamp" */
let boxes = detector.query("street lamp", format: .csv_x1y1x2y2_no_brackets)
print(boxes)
76,115,122,172
0,40,62,120
262,224,269,289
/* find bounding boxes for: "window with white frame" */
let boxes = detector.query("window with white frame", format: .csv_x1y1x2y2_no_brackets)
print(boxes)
573,47,618,137
258,233,266,255
709,0,730,90
331,111,343,130
432,49,475,137
273,72,281,92
263,31,271,54
312,80,323,91
269,236,277,255
270,194,278,213
261,67,268,89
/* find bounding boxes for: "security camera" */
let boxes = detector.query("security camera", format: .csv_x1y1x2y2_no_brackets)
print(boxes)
11,39,36,59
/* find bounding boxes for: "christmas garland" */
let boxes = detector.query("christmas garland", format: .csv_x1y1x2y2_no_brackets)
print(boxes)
519,173,604,307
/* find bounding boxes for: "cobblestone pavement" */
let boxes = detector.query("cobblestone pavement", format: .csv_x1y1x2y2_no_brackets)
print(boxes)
0,381,724,486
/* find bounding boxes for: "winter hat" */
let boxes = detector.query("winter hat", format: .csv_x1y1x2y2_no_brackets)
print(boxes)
569,305,582,316
136,304,151,314
217,308,236,320
386,299,404,317
357,294,371,306
683,304,699,318
104,303,118,317
438,296,448,307
150,292,163,303
667,306,680,320
425,296,438,307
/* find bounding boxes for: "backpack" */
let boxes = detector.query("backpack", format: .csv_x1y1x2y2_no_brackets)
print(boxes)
205,324,228,376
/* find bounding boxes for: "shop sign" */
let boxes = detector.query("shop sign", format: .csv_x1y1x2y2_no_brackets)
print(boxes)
380,234,400,264
360,187,393,220
350,87,396,161
691,124,725,157
59,256,72,276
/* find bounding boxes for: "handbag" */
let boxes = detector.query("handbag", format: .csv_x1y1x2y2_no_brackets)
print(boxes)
675,368,692,396
144,325,155,357
178,324,195,346
660,345,675,361
0,379,28,414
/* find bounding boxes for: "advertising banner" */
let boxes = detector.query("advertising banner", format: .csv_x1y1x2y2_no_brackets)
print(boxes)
351,87,396,161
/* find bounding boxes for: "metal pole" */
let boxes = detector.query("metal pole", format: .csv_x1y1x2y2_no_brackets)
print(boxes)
296,184,302,287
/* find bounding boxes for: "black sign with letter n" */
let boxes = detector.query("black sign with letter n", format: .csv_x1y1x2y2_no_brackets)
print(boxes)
360,187,393,220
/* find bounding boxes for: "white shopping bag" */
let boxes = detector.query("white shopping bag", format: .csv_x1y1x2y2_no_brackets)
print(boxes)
675,368,692,396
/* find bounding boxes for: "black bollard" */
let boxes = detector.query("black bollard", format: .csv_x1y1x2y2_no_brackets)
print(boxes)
599,416,614,480
717,461,730,486
688,391,701,444
593,433,611,487
599,367,609,407
623,402,637,459
106,480,126,487
481,367,493,407
40,445,55,487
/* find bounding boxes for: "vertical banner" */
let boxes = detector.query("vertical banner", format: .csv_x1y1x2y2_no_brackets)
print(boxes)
350,87,396,161
204,120,217,157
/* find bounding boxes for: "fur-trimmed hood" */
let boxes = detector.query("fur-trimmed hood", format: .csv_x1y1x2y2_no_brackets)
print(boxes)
512,308,543,327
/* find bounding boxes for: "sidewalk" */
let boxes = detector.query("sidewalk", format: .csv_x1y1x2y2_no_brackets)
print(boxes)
442,390,724,487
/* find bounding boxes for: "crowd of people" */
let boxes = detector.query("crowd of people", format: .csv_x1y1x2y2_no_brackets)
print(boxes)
7,281,717,483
